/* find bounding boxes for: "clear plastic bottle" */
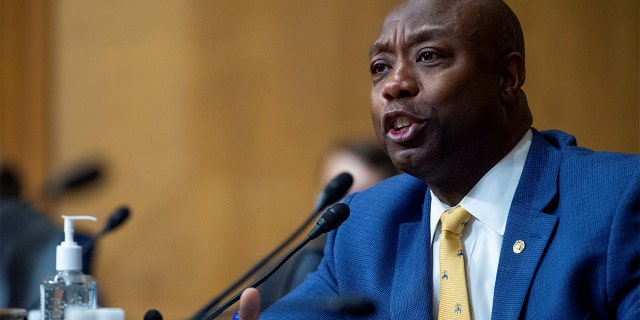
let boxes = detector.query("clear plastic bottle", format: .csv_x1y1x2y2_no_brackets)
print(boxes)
41,270,97,320
40,216,98,320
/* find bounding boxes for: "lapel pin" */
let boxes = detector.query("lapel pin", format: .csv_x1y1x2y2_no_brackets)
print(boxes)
513,240,525,254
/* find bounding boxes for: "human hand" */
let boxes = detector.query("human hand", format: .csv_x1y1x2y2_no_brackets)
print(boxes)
237,288,261,320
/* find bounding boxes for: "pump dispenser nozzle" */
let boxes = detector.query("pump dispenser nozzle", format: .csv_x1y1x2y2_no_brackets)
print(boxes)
57,215,97,271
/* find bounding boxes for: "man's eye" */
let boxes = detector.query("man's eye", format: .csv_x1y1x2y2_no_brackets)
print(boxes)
371,62,390,75
418,51,436,62
371,63,389,74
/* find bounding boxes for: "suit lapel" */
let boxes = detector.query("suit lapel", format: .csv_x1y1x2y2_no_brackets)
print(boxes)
390,191,433,319
491,130,560,319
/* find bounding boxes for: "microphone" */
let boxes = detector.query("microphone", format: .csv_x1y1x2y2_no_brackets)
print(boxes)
199,203,350,320
307,202,350,240
58,165,102,193
143,309,163,320
82,205,131,273
312,172,353,213
44,161,103,200
189,173,353,320
97,205,131,239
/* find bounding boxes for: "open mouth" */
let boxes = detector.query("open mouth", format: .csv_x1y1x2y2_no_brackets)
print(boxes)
384,113,425,143
391,116,412,131
385,113,421,133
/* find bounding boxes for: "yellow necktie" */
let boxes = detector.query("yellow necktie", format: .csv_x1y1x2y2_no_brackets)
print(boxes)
439,206,472,319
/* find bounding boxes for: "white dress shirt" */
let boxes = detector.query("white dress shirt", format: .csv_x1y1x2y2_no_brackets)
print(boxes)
430,129,532,319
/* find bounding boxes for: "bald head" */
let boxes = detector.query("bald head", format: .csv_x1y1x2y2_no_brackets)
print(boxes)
468,0,525,58
383,0,524,60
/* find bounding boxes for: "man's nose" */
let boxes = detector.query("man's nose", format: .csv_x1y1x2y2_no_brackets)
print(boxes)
382,61,419,100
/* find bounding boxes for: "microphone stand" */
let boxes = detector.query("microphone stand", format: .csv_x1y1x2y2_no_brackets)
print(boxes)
201,236,313,320
189,210,318,320
189,173,352,320
198,203,350,320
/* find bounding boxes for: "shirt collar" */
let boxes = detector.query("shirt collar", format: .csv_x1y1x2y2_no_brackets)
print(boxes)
430,129,532,241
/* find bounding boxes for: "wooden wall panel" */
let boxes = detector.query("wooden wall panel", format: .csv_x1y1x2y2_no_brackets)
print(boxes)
2,1,636,319
508,0,639,153
49,1,397,318
0,0,51,208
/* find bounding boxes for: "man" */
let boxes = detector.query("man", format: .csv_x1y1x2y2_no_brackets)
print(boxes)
237,0,640,318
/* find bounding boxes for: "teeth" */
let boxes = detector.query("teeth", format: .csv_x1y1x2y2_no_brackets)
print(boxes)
393,117,411,130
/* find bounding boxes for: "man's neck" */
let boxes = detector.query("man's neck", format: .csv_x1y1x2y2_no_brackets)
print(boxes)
428,127,532,207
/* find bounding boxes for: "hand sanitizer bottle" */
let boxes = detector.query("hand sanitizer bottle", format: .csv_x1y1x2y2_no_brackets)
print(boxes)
41,216,98,320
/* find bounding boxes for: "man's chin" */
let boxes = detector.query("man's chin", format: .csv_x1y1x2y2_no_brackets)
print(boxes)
389,148,427,173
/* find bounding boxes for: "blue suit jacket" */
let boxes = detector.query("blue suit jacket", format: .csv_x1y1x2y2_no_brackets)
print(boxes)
263,129,640,319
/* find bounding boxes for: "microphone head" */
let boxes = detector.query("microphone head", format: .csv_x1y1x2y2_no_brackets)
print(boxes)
61,165,102,193
308,202,350,239
326,172,353,199
44,161,104,199
143,309,163,320
101,205,131,234
313,172,353,213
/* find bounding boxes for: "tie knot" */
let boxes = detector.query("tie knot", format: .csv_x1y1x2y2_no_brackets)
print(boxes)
440,206,471,234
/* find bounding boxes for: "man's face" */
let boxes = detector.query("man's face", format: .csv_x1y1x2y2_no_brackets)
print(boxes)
369,0,508,181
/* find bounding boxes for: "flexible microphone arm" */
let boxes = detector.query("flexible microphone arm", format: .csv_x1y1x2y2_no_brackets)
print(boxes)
82,205,130,255
189,173,352,320
199,203,350,320
81,205,131,274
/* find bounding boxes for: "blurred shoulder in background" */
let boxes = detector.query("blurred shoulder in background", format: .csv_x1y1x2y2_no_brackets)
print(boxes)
0,164,63,310
318,138,400,194
0,160,104,310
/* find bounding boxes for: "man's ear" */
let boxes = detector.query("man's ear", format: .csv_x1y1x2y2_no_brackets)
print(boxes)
499,52,526,105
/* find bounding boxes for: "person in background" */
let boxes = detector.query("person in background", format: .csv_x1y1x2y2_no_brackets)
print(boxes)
0,164,63,310
258,138,399,310
237,0,639,318
317,138,400,195
0,162,98,311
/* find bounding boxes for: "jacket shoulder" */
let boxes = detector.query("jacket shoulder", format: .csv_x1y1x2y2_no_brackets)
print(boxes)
343,174,428,224
536,129,640,174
